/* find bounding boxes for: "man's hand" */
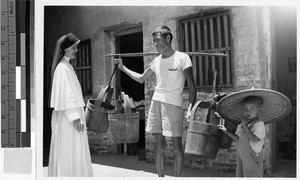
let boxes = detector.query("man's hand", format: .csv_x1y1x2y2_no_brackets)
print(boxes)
74,119,85,132
113,57,124,71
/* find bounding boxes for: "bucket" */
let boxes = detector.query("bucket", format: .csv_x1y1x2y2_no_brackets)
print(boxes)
184,100,222,159
108,110,140,144
85,67,116,133
185,121,222,159
85,99,110,133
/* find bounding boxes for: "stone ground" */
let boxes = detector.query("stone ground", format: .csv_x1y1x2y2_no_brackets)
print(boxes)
43,153,296,177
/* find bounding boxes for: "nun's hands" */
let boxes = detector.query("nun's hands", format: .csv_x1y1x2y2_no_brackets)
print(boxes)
74,119,85,132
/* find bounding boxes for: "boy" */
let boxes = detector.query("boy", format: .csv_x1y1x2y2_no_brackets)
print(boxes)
217,88,292,177
218,95,266,177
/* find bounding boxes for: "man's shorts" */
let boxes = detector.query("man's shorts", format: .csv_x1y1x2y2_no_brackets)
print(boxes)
146,100,184,137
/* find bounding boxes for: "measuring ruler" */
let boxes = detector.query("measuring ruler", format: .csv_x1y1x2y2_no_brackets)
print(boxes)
1,0,30,147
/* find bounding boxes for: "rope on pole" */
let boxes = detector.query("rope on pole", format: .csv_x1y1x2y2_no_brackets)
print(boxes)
105,52,227,58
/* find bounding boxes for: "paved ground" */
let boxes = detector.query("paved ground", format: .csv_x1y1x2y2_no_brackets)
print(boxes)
91,154,235,177
43,153,296,177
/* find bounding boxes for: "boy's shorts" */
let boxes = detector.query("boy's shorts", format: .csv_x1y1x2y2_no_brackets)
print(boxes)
146,100,184,137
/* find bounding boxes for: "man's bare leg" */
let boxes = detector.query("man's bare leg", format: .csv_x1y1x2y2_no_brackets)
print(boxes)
172,136,184,177
155,133,166,177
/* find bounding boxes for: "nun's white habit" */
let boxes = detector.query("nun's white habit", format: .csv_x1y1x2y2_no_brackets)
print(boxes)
48,56,93,177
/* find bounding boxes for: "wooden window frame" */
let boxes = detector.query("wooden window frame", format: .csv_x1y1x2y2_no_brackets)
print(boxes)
69,39,93,96
177,9,233,91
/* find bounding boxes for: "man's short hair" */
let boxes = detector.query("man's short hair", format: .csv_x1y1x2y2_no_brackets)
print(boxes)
152,26,173,43
243,96,264,107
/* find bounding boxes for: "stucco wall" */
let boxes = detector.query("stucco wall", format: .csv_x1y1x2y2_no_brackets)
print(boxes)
44,6,276,175
144,6,275,174
272,7,297,99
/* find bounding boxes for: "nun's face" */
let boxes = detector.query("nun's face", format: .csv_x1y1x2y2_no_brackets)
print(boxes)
65,43,78,59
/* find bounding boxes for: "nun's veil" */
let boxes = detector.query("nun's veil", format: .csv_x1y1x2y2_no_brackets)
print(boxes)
48,33,80,107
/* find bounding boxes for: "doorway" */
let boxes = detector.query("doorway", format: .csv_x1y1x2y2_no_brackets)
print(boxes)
117,32,144,101
115,30,146,160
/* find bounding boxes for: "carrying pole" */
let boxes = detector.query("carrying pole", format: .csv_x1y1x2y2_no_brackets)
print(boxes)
105,52,227,58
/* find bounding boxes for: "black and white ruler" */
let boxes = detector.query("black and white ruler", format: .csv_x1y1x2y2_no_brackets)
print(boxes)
1,0,31,148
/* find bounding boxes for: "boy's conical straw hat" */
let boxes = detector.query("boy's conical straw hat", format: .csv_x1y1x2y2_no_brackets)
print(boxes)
217,89,292,124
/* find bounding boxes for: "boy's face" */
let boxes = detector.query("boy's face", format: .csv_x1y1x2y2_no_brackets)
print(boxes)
152,33,169,52
244,101,261,121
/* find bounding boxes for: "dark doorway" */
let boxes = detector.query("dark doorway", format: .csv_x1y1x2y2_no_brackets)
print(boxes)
115,31,146,160
118,32,144,101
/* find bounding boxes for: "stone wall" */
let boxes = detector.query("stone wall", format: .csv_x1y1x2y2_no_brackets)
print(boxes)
44,6,275,175
143,6,274,174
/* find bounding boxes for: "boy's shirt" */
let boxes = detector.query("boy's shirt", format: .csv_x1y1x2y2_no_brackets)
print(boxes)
150,51,192,106
235,120,266,153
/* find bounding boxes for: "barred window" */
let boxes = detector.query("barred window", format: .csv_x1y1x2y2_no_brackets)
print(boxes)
70,39,92,96
179,10,233,88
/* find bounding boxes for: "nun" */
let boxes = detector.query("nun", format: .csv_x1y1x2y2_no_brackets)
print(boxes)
48,33,93,177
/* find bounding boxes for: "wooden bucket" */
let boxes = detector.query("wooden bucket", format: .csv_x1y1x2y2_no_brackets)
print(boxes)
185,121,222,159
85,67,116,133
184,101,222,159
85,99,111,133
108,110,140,144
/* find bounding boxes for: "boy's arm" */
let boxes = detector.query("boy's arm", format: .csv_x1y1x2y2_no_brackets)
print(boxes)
114,57,154,83
122,66,154,83
224,129,239,142
242,120,261,142
218,125,239,142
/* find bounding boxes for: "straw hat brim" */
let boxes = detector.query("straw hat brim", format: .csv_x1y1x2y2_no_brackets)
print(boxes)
217,89,292,124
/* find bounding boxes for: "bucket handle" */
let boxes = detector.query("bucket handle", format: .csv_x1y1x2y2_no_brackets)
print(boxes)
94,66,117,109
189,100,212,122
